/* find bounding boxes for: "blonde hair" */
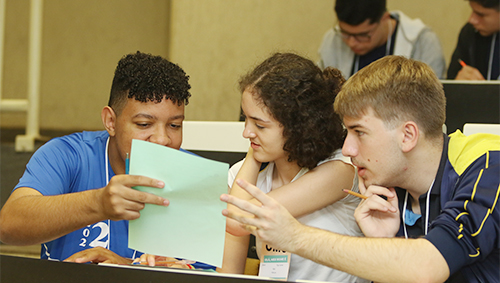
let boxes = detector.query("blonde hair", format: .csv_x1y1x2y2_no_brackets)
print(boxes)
334,56,445,138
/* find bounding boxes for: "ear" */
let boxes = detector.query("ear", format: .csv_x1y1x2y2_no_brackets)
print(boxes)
380,11,391,21
101,106,117,137
400,121,419,153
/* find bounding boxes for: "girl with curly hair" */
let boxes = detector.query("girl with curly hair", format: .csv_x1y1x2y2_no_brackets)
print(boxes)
223,53,368,283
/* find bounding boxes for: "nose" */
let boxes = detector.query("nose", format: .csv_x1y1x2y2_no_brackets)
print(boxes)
345,36,359,48
242,123,256,139
149,128,171,146
341,133,358,158
468,13,479,25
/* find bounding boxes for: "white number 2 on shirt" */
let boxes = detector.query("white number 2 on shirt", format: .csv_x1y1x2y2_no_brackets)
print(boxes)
79,221,109,248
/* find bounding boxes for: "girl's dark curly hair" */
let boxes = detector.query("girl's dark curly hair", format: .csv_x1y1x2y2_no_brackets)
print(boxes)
108,51,191,115
239,53,346,169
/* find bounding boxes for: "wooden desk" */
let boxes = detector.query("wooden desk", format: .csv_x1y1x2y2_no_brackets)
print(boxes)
0,255,285,283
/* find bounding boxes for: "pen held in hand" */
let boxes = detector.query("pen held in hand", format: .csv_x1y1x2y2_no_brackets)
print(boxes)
343,189,388,201
458,59,467,68
343,189,367,200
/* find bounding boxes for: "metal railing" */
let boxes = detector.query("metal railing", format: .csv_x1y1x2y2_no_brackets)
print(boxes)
0,0,43,151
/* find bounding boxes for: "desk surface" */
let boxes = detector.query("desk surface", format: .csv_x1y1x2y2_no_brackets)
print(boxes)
0,255,287,283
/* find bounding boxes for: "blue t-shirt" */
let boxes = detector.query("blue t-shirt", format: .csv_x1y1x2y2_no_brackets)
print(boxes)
15,131,215,269
15,131,131,260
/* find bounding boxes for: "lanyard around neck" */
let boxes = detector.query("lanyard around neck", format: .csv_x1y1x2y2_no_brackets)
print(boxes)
487,33,497,80
103,136,138,259
402,179,435,239
105,137,110,184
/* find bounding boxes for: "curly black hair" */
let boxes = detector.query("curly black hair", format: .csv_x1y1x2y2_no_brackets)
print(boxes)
108,51,191,115
239,53,346,170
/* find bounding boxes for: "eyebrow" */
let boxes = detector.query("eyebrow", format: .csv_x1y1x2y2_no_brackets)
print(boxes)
248,115,271,123
471,8,487,17
132,113,155,119
170,114,185,120
338,28,371,36
132,113,185,121
345,123,364,131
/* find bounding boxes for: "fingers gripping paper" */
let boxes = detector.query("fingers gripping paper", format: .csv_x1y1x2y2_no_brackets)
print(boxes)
128,140,228,267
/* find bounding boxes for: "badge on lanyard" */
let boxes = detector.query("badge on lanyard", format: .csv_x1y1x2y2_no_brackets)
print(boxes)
258,242,291,280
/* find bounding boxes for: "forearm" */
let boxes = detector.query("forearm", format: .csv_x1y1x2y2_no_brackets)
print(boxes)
218,233,250,274
266,160,354,218
0,188,105,245
227,160,354,236
290,226,449,283
229,154,261,199
223,180,449,282
226,154,261,235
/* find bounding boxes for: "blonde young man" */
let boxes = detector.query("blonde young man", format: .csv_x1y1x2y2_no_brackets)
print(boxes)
222,56,500,282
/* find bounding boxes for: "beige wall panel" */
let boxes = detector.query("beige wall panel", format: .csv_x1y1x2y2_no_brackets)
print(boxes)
169,0,334,121
2,0,170,131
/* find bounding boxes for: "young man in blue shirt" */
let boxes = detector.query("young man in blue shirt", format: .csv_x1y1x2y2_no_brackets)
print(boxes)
0,51,191,264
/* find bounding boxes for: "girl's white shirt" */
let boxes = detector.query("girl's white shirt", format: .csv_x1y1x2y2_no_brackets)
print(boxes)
228,149,369,283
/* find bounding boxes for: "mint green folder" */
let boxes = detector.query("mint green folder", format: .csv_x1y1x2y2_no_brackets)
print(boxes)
128,139,228,267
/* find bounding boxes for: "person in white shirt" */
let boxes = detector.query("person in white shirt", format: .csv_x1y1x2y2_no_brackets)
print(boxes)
318,0,445,79
221,52,369,283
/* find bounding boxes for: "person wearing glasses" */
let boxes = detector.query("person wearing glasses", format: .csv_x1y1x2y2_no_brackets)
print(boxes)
318,0,446,79
447,0,499,80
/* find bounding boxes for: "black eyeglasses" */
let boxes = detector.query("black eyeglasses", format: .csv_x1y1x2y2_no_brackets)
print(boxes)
334,23,380,43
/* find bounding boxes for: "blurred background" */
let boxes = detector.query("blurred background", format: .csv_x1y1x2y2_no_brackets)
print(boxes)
1,0,470,131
